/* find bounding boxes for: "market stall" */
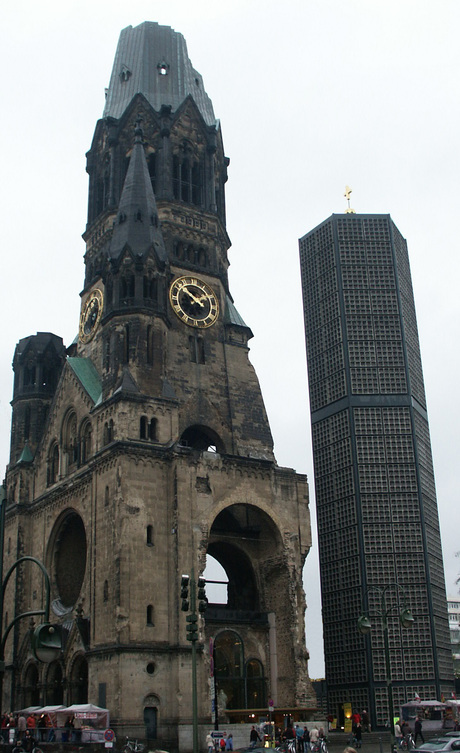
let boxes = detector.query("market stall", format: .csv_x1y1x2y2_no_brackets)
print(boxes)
56,704,110,743
401,700,448,732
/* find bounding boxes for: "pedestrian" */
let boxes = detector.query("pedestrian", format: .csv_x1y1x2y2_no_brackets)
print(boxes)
250,725,262,748
355,724,362,749
220,737,226,752
17,715,26,742
226,734,233,751
38,714,48,742
303,727,310,751
206,731,214,753
310,726,319,750
414,717,424,746
352,712,361,734
394,720,403,748
26,714,36,733
296,725,304,753
284,723,296,748
8,714,16,745
362,711,370,734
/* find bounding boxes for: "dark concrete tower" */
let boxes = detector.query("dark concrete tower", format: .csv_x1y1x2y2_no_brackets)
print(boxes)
3,23,315,749
299,213,453,729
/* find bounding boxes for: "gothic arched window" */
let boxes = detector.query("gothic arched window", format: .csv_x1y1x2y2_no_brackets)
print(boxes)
48,441,59,486
80,420,92,464
173,154,202,206
62,411,78,473
104,419,114,445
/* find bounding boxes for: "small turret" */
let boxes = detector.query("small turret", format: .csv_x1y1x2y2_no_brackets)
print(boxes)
10,333,66,465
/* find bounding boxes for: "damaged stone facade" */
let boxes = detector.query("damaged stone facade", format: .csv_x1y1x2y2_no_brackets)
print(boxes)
3,21,315,750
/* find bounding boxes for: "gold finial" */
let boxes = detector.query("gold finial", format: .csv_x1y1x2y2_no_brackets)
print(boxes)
344,185,356,214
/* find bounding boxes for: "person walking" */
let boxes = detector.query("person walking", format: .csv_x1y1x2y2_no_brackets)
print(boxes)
250,726,262,749
354,724,362,749
414,717,425,746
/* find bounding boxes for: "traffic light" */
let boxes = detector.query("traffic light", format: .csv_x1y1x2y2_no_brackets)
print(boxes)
31,623,63,662
186,613,198,642
197,577,208,613
181,574,190,612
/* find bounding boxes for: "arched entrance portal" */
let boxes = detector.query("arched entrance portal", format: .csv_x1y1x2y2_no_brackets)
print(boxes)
213,630,267,710
144,695,159,739
45,661,64,705
23,663,39,707
69,655,88,704
205,504,283,710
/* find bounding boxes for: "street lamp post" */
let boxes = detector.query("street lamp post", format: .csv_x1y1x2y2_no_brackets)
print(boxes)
358,583,415,753
0,487,62,717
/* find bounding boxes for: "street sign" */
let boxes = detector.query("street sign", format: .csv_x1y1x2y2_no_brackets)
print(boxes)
104,729,115,742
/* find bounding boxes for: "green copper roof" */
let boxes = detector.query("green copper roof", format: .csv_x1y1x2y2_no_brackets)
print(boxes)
104,22,216,126
224,296,251,330
67,357,102,405
17,443,34,464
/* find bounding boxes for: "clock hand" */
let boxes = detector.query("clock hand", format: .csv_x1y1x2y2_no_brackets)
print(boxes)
184,288,205,307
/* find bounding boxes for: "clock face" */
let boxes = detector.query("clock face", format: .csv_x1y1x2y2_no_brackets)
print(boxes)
79,289,104,343
169,276,219,328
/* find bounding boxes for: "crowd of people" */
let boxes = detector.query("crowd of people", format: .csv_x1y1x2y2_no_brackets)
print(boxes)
0,712,81,747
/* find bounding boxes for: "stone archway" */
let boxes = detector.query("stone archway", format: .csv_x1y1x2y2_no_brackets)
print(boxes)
206,503,289,709
143,695,160,740
207,503,284,612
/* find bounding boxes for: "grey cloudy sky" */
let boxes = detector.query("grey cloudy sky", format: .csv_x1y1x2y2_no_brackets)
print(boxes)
1,0,459,678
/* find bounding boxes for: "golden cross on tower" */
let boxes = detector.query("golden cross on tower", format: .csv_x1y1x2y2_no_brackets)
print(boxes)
344,185,356,214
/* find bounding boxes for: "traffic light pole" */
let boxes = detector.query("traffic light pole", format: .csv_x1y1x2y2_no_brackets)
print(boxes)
190,569,199,753
181,568,207,753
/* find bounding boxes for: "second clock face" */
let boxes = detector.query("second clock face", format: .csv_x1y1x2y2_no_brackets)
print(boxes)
169,276,219,328
79,288,104,343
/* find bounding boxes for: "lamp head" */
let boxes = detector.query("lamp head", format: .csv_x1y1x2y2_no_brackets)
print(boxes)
357,615,372,635
400,607,415,629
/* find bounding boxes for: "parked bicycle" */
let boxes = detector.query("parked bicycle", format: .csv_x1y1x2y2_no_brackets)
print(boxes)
400,734,415,751
122,738,145,753
311,739,328,753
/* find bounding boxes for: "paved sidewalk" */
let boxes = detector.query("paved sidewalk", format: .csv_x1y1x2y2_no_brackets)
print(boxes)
327,732,394,753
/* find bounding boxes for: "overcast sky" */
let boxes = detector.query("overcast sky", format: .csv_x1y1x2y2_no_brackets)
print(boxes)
1,0,459,679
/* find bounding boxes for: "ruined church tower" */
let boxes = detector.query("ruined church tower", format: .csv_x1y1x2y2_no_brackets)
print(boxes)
4,22,314,749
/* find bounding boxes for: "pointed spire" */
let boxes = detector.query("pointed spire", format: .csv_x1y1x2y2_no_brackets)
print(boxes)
109,116,167,262
17,441,34,465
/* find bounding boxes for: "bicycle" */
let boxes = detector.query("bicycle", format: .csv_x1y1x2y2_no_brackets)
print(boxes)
311,739,328,753
122,738,145,753
400,734,415,751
